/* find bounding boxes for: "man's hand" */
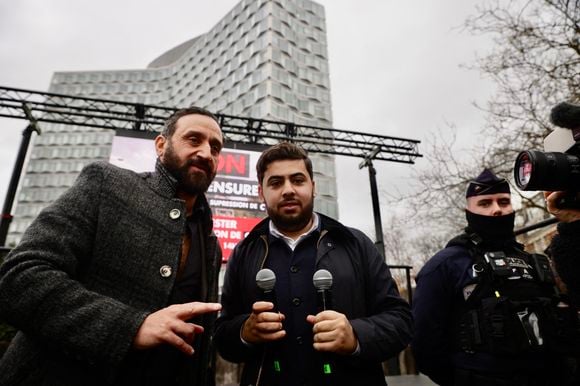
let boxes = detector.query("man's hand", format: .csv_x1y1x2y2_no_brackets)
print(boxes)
544,191,580,223
133,302,221,355
306,310,357,355
241,301,285,344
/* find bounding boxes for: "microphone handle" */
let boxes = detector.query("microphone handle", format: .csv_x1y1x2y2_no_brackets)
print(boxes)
316,289,333,313
258,288,282,384
260,289,278,312
262,344,283,386
315,289,336,384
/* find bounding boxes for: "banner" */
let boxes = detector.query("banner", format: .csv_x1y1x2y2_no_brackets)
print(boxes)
110,131,267,261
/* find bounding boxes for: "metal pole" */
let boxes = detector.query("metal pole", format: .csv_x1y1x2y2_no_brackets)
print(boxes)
0,105,40,247
367,161,386,259
359,146,386,260
359,148,398,375
387,264,414,306
514,217,558,236
0,125,36,246
405,267,413,307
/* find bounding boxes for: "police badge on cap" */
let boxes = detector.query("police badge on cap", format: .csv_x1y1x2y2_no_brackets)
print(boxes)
466,169,511,198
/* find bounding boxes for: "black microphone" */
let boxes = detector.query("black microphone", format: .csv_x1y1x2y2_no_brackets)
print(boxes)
313,269,333,312
312,269,336,382
550,101,580,129
255,268,282,383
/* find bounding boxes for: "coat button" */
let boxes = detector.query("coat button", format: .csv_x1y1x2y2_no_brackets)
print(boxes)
292,297,301,306
290,265,299,273
296,336,303,345
169,209,181,220
159,265,172,278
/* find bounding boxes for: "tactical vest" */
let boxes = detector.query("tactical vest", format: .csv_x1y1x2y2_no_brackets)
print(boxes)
449,232,580,357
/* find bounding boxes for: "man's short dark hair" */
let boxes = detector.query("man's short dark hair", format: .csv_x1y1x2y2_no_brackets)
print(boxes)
256,142,314,184
161,106,220,138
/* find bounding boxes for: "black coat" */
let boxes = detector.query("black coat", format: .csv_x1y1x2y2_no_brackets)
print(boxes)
0,161,221,386
215,214,412,386
551,220,580,304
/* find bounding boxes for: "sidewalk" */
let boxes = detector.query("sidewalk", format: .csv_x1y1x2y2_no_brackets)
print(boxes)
386,374,436,386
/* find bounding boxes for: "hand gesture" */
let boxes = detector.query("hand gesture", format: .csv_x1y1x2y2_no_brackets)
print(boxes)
133,301,221,355
307,310,357,355
241,301,285,344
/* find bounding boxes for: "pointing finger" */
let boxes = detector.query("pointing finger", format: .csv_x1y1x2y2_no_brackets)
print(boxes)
174,302,222,319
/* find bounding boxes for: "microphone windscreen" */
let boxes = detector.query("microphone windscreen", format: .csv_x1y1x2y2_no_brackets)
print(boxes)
256,268,276,291
550,101,580,129
313,269,333,290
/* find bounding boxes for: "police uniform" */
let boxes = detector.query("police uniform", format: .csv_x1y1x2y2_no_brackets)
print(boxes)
412,170,579,386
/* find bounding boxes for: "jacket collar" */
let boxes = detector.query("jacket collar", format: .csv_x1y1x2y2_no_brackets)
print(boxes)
448,228,522,251
245,212,353,243
151,158,179,198
150,158,214,234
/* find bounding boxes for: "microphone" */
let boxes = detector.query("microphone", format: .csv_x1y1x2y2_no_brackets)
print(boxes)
256,268,277,310
312,269,335,381
313,269,333,312
550,101,580,129
255,268,282,383
544,102,580,153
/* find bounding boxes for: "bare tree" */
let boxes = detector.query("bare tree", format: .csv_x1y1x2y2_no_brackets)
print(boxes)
383,212,450,285
465,0,580,173
393,0,580,251
383,215,411,267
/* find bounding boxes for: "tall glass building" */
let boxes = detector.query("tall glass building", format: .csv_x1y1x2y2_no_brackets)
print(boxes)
7,0,337,246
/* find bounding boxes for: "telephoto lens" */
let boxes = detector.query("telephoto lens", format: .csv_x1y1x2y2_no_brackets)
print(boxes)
514,150,580,191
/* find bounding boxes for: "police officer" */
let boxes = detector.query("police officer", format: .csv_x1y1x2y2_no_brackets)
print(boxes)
412,169,574,386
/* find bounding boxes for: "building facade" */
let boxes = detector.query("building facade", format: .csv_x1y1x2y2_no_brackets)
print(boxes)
8,0,337,246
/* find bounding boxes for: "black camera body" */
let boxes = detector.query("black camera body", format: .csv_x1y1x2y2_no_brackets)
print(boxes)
514,102,580,208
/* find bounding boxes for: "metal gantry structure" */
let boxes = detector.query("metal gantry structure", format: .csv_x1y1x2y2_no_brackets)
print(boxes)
0,86,421,162
0,86,423,255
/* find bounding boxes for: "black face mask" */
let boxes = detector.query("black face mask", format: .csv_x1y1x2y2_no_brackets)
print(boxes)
465,210,515,243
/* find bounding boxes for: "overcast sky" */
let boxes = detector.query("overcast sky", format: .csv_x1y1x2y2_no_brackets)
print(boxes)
0,0,495,239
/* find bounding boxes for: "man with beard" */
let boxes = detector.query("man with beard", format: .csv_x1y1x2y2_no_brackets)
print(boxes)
0,107,224,386
412,169,570,386
214,142,412,386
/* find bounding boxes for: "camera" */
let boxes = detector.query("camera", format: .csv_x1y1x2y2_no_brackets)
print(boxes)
514,102,580,208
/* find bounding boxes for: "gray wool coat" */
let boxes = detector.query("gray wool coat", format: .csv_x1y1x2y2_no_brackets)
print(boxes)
0,161,221,386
